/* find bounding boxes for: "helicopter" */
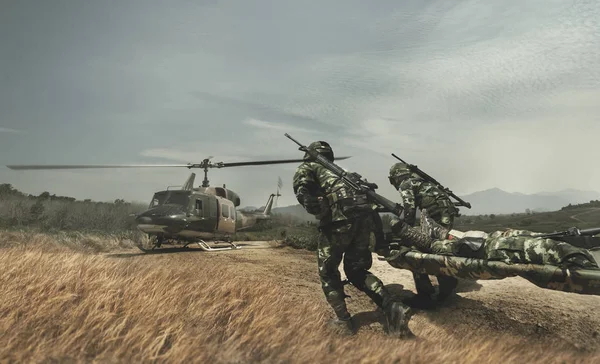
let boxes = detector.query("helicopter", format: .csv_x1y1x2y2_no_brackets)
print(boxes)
6,155,350,252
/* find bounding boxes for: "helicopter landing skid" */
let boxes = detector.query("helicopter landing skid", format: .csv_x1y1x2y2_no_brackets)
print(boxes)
196,239,240,251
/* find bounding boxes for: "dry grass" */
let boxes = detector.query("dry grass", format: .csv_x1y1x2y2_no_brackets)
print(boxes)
0,231,598,363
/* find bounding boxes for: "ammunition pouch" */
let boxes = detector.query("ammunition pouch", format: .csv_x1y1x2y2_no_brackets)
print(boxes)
326,188,371,218
302,195,320,214
423,196,458,217
437,198,453,209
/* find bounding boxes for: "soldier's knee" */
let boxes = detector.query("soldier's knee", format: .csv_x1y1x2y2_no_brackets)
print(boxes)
364,274,384,292
345,267,368,286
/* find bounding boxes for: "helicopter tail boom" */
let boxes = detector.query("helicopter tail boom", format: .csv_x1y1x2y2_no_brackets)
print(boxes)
261,193,280,217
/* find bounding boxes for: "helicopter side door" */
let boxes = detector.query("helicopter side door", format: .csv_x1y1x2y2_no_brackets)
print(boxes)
216,197,235,234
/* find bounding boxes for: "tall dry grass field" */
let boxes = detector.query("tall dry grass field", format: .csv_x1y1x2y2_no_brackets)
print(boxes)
0,230,598,363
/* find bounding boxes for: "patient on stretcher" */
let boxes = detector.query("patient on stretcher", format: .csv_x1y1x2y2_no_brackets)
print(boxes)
389,211,599,270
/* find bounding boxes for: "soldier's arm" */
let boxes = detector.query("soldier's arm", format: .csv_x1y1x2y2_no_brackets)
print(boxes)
399,179,417,226
292,163,323,215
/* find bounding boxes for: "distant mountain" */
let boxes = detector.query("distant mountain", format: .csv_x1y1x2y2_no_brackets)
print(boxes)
253,188,600,218
458,188,600,215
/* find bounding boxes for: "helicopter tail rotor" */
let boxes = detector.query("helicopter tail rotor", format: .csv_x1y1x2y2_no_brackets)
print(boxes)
275,176,283,207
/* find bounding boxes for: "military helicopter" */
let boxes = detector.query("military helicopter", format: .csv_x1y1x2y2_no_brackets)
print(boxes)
7,155,349,252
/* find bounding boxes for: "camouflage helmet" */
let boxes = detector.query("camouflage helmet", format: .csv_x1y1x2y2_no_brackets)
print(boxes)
304,141,334,161
388,162,411,187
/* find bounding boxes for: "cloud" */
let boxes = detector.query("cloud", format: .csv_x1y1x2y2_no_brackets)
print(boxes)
1,0,599,209
242,118,316,134
0,127,22,133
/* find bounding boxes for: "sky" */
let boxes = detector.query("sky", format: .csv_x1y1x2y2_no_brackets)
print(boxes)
1,0,599,208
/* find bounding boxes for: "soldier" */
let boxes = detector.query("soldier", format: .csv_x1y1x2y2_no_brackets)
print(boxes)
388,162,460,302
389,209,599,270
292,141,413,338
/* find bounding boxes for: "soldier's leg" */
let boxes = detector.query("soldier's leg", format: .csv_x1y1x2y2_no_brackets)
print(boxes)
371,210,389,256
343,217,413,337
432,214,459,300
410,211,438,298
407,210,453,300
483,235,599,268
317,225,354,335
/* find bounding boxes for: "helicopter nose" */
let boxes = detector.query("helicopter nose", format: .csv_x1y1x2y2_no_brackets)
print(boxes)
136,216,153,224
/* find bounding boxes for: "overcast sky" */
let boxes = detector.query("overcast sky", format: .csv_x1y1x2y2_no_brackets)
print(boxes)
1,0,599,208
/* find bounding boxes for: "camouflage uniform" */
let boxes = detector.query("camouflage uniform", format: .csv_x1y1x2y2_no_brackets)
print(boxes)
385,213,600,295
391,210,598,269
293,141,412,337
429,228,598,268
388,162,460,300
388,163,458,227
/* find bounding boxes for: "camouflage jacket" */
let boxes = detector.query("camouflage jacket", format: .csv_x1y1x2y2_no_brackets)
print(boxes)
399,176,456,226
292,161,371,226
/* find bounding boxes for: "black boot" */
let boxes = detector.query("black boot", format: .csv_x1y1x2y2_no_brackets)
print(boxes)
408,272,438,309
325,290,355,336
381,291,414,338
327,316,355,336
436,275,459,301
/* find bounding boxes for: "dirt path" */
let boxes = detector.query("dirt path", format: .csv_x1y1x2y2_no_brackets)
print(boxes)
104,242,600,352
570,208,600,223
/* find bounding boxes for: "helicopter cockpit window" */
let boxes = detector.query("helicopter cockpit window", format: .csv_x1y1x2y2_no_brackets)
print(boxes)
195,200,203,213
163,191,191,206
221,203,229,218
229,206,235,220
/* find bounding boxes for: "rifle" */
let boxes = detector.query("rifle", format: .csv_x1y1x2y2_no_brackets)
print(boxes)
527,227,600,249
285,133,405,217
391,153,472,209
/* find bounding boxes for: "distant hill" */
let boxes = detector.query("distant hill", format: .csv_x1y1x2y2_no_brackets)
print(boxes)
454,199,600,233
257,188,600,219
458,188,600,216
272,204,316,222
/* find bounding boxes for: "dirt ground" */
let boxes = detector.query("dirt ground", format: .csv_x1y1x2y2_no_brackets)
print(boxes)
105,241,600,352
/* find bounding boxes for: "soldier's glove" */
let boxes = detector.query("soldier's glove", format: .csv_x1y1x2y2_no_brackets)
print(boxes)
303,196,323,215
296,187,325,215
384,245,412,262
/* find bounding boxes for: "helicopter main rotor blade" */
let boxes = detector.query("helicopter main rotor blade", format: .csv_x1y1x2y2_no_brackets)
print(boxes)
6,156,351,170
6,164,190,170
215,156,351,168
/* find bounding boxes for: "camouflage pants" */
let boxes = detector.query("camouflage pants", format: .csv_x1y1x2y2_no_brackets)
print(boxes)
317,214,388,319
430,229,598,268
412,211,458,297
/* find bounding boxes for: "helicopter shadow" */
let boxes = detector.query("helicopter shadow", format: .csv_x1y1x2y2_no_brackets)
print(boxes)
105,243,262,259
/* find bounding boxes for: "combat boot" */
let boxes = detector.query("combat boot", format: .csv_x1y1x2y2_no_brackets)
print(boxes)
436,275,459,301
325,290,355,336
420,209,450,240
327,316,355,336
390,218,435,252
382,295,413,338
